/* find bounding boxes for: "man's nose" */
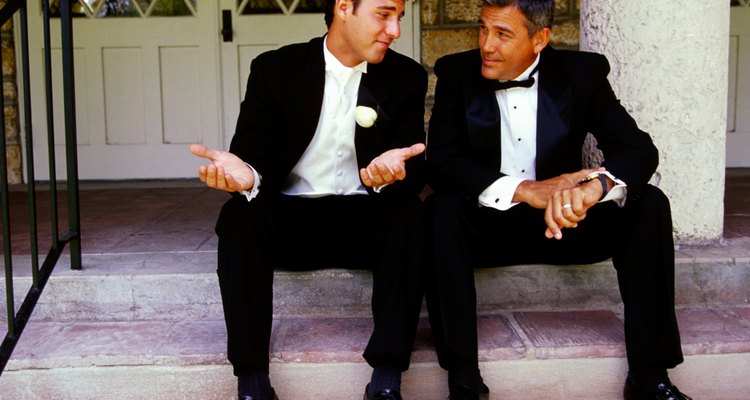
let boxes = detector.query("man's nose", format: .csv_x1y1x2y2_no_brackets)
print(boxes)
386,18,401,39
481,36,496,53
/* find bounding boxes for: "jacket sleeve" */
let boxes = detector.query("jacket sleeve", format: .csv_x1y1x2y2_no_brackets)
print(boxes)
228,52,284,183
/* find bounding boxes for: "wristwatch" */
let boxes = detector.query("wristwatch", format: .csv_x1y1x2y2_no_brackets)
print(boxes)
578,172,609,200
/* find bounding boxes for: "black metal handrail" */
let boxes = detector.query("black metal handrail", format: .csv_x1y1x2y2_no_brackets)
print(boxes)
0,0,81,375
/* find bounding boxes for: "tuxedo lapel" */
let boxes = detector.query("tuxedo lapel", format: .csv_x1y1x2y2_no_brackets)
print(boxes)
289,38,326,155
467,70,503,168
535,47,572,180
357,77,391,126
354,69,388,170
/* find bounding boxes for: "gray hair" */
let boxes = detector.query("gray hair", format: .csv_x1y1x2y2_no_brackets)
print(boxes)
482,0,554,36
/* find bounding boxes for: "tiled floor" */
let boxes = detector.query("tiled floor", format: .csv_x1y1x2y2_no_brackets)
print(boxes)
4,181,224,254
3,169,749,255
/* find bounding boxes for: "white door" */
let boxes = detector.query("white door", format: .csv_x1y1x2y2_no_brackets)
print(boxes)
218,0,420,148
22,0,418,180
727,1,750,167
24,0,222,180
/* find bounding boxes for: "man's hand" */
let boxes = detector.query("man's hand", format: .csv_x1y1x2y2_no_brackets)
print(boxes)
359,143,425,188
513,169,598,208
542,168,609,240
189,144,255,192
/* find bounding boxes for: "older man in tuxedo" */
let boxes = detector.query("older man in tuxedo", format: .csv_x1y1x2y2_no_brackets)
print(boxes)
425,1,691,399
190,0,426,399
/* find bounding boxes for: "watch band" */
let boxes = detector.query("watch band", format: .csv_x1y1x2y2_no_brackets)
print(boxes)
578,172,609,201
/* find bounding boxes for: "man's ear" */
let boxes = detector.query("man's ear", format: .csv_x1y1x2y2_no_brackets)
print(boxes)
335,0,353,21
532,27,551,54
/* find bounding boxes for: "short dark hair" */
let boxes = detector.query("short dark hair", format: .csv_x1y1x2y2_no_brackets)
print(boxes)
483,0,554,36
324,0,362,28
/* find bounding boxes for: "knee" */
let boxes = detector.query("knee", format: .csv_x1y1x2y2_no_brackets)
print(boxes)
625,185,673,228
216,196,267,237
632,185,671,212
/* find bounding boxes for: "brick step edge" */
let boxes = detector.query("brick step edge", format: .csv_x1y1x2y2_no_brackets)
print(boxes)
2,355,748,399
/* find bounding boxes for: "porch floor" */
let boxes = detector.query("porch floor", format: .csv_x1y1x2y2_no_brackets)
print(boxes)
5,168,749,254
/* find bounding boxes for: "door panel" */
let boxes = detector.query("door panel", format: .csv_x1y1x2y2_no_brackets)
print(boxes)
728,4,750,167
25,0,221,180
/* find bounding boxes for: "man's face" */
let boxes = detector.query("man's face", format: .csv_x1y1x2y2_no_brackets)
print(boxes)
336,0,405,66
478,5,548,81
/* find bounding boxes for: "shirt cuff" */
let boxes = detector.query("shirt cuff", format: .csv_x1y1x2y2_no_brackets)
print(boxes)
597,170,627,207
239,163,261,202
478,176,525,211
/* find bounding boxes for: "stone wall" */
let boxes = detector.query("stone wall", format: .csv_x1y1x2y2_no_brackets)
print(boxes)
1,0,22,184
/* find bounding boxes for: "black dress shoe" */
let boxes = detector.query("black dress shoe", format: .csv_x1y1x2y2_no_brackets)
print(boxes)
623,378,692,400
448,383,490,400
239,387,279,400
363,383,403,400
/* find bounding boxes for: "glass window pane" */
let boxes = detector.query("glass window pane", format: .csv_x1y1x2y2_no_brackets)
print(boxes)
150,0,194,16
293,0,324,14
240,0,282,15
239,0,324,14
47,0,90,17
97,0,142,17
46,0,196,17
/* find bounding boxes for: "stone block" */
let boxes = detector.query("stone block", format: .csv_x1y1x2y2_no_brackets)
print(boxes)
421,0,438,25
444,0,482,24
551,19,580,48
422,29,477,67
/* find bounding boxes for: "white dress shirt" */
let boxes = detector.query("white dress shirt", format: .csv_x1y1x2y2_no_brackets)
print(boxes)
478,55,626,211
242,38,368,201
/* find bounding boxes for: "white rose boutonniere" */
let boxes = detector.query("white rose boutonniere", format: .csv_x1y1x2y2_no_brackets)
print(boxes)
355,106,378,128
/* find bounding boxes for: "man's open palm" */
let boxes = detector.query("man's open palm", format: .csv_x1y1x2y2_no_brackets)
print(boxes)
189,144,255,192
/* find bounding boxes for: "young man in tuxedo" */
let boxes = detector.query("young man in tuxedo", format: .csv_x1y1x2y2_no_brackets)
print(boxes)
425,1,691,399
190,0,426,399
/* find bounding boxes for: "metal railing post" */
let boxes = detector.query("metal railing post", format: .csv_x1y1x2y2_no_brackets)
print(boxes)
60,0,81,270
20,0,40,286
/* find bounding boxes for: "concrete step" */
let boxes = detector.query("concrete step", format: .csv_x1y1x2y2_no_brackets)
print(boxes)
2,308,750,399
3,238,750,322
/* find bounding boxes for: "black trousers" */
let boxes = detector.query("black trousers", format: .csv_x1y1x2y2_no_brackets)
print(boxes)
425,185,684,373
215,193,424,376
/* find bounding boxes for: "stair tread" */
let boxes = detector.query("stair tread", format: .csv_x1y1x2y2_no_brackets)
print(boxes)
6,237,750,278
7,307,750,370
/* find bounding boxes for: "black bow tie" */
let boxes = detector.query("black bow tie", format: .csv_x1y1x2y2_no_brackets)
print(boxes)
491,64,539,91
492,76,535,90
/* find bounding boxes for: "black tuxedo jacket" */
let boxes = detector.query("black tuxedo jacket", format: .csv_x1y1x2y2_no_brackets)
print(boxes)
427,46,658,202
229,36,427,198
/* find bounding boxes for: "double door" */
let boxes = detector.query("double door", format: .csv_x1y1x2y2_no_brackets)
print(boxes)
23,0,418,179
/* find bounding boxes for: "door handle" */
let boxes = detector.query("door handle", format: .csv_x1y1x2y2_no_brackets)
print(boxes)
221,10,233,42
